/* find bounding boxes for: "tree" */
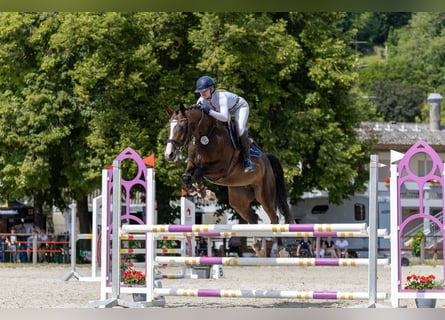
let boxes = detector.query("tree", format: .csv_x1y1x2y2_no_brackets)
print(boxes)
372,80,424,122
359,13,445,124
0,12,198,229
0,12,375,231
182,12,372,205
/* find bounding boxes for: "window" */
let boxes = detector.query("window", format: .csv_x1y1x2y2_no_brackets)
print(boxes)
354,203,366,221
311,205,329,215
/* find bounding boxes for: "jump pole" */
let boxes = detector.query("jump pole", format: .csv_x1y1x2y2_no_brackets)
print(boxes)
122,223,367,234
155,256,389,266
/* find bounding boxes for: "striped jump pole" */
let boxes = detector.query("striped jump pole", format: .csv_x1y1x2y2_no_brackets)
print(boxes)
121,230,388,238
121,234,188,241
155,256,389,267
154,288,387,301
122,223,367,234
120,248,185,255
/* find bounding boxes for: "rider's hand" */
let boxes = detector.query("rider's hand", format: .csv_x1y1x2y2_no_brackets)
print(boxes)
201,105,211,114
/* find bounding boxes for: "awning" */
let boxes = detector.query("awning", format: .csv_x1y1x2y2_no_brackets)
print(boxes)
0,200,32,218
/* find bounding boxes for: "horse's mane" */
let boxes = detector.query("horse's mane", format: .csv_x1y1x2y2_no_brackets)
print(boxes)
187,104,201,110
175,104,201,113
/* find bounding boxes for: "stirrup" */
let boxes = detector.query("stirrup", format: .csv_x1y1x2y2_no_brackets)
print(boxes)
243,159,255,173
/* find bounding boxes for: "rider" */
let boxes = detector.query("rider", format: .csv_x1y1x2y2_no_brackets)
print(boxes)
194,75,255,173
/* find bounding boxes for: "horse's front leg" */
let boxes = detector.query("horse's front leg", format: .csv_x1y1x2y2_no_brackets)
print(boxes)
193,177,207,199
182,161,196,194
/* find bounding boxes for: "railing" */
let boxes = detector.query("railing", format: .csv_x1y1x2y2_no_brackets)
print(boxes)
0,233,71,264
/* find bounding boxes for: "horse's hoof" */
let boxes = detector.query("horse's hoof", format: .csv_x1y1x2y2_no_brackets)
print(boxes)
182,173,192,185
204,190,216,201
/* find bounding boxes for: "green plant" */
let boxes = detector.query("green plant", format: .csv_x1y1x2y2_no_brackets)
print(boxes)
120,259,134,273
411,230,424,257
123,269,146,285
404,274,443,290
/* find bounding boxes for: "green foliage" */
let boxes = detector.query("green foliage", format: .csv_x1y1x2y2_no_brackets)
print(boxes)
359,13,445,124
0,12,376,227
412,230,424,257
371,80,424,122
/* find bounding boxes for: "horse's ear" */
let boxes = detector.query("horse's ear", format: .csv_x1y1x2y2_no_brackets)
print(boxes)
179,103,186,114
165,106,174,116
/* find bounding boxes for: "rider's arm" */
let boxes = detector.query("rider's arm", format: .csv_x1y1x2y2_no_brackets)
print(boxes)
208,94,229,122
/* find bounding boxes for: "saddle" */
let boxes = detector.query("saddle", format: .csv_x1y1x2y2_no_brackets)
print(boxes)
227,121,262,158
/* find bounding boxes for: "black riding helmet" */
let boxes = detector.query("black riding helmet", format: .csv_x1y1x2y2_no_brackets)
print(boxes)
195,76,215,93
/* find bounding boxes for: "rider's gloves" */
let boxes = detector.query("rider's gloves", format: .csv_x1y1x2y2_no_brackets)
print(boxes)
201,105,211,114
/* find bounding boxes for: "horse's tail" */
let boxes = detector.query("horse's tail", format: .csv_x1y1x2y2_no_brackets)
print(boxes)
267,153,294,224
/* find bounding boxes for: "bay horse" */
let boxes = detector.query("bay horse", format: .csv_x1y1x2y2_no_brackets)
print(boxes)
164,104,293,225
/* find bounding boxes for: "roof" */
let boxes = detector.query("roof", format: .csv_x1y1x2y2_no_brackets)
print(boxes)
357,121,445,152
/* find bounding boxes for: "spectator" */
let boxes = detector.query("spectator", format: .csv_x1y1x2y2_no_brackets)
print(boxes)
196,238,208,256
26,231,38,263
296,236,313,257
0,236,4,262
5,228,19,262
277,245,290,257
14,222,26,236
270,240,279,258
324,236,337,258
38,229,49,262
26,223,40,234
228,237,242,257
314,238,326,258
14,222,28,262
335,237,349,258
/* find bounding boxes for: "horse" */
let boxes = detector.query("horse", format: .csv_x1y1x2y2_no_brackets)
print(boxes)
164,103,293,225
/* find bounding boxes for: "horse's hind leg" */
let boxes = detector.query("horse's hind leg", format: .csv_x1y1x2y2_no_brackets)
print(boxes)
228,186,258,224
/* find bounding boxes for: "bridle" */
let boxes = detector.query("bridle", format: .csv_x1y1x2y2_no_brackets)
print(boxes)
167,107,217,153
167,117,190,154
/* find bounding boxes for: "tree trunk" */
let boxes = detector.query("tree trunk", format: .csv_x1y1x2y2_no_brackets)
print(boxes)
77,196,90,234
76,196,91,252
33,189,45,230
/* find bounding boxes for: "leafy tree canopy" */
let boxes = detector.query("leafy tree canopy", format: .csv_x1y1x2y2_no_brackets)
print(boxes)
0,12,373,228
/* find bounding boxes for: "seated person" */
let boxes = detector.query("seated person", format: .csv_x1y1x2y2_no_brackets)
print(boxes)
313,238,325,258
278,246,290,257
196,238,208,256
296,236,313,257
335,237,349,258
324,236,337,258
228,237,242,256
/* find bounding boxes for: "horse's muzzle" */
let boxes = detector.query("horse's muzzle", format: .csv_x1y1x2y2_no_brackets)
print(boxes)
164,143,178,162
164,152,177,163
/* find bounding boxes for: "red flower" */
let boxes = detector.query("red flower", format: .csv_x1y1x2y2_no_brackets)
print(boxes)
404,273,443,290
123,269,146,285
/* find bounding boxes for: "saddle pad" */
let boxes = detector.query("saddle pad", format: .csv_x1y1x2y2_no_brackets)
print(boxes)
250,144,262,158
227,122,262,158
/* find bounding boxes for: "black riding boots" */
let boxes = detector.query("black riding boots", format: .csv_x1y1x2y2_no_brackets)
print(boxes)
239,131,255,173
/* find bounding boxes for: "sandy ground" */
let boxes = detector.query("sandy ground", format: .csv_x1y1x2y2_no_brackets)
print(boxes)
0,263,444,309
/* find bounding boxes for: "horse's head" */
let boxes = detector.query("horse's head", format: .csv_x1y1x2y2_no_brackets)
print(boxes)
164,104,190,162
164,103,217,162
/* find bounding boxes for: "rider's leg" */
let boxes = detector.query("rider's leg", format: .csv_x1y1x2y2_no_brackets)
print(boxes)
239,131,255,173
236,105,255,173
